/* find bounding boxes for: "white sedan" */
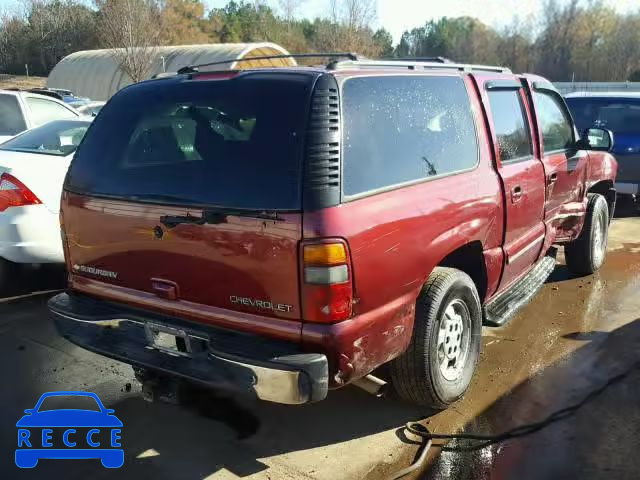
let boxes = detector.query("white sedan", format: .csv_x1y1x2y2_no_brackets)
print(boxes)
0,119,91,284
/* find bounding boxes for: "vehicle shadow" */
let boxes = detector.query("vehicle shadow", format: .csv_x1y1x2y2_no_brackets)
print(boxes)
0,264,65,300
425,318,640,480
4,379,425,480
1,292,425,480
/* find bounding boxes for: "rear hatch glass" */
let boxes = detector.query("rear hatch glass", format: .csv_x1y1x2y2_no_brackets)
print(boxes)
67,73,312,208
63,72,315,323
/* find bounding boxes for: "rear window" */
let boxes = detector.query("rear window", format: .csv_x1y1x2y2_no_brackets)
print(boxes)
66,73,314,210
342,76,478,197
566,96,640,134
0,94,27,136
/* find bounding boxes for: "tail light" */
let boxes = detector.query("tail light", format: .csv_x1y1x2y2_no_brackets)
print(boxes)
301,240,353,323
0,173,42,212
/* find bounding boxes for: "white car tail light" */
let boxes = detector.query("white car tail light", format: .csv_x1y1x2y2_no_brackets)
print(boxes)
0,172,42,212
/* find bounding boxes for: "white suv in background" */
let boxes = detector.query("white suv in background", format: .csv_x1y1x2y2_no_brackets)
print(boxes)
0,90,81,143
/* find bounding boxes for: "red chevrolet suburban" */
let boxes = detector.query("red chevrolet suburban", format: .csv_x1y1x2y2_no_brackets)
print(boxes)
49,56,617,409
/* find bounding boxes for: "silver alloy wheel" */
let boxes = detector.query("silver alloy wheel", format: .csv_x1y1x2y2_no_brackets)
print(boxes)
593,208,607,267
437,299,472,381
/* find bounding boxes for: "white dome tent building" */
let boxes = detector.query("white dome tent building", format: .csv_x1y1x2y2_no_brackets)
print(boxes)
47,42,296,101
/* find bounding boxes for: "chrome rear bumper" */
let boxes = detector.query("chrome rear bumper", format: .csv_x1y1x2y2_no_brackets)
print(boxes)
49,293,328,405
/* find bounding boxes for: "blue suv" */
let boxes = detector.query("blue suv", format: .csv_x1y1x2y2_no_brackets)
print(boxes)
15,391,123,468
565,92,640,203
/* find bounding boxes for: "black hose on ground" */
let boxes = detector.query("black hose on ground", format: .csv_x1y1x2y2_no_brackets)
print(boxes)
388,357,640,479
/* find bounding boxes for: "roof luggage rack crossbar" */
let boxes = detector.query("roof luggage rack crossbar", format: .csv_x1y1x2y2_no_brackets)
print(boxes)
327,59,511,74
177,52,360,74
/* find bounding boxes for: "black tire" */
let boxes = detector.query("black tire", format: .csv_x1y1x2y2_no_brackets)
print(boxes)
565,193,609,275
389,267,482,409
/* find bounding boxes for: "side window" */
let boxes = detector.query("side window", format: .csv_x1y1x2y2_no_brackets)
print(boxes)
26,97,77,126
342,76,478,196
0,94,27,136
487,90,533,162
534,91,574,153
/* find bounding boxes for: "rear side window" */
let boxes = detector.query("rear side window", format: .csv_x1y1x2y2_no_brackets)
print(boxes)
533,91,574,153
26,97,77,126
66,74,314,210
487,90,533,162
342,76,478,197
0,94,27,136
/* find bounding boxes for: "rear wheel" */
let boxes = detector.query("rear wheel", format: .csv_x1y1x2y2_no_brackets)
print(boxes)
565,193,609,275
389,267,482,409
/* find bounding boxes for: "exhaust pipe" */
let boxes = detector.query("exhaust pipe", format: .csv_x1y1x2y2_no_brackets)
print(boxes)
352,374,388,397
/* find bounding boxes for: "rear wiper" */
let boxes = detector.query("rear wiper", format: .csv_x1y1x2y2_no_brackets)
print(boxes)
160,208,285,229
127,194,200,205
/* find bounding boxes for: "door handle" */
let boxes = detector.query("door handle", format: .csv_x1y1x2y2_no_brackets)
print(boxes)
548,172,558,184
511,185,523,203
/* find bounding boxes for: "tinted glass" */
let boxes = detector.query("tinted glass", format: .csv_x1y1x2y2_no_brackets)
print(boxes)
566,97,640,134
534,91,574,152
0,120,90,156
25,97,78,126
0,94,27,136
488,90,533,161
342,76,478,196
66,74,313,210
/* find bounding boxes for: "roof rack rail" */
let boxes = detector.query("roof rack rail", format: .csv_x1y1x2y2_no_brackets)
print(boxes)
383,56,453,63
328,59,511,74
177,52,361,75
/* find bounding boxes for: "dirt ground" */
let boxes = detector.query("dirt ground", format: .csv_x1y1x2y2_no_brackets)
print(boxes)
1,209,639,480
0,74,46,90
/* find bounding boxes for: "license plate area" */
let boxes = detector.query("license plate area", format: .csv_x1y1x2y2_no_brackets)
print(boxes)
145,323,192,357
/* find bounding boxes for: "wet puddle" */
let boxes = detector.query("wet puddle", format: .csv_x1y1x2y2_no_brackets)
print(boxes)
422,238,640,480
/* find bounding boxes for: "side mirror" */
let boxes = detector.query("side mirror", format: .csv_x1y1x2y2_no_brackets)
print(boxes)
23,409,34,415
581,128,614,152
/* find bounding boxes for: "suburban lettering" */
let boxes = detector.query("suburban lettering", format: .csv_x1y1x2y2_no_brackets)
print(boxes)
73,264,118,279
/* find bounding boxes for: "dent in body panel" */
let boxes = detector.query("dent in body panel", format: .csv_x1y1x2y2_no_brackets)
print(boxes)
301,293,416,385
299,75,504,382
302,165,503,382
586,151,617,190
483,246,505,301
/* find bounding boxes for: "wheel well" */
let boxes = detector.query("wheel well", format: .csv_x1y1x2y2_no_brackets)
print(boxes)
588,180,616,219
438,241,488,300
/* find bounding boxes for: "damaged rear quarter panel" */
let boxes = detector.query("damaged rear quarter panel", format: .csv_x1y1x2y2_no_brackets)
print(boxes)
301,155,502,384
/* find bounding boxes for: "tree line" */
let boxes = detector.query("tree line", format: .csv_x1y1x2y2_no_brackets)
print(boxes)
0,0,639,82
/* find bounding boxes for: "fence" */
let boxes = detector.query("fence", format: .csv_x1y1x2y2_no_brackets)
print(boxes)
555,82,640,94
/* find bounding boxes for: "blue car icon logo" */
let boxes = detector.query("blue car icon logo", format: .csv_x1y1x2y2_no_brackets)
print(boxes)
16,391,123,468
